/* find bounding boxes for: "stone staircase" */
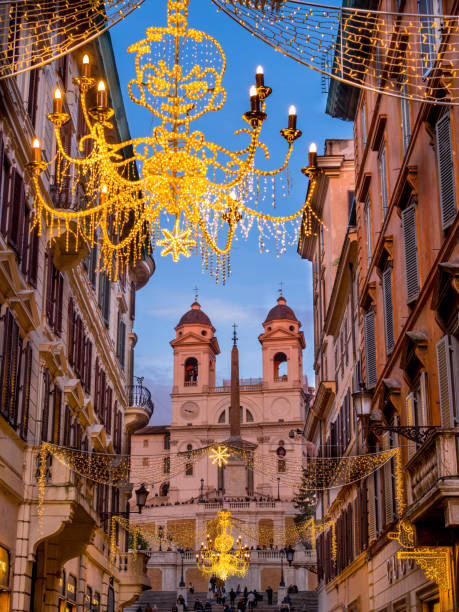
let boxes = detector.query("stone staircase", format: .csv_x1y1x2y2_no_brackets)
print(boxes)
126,591,317,612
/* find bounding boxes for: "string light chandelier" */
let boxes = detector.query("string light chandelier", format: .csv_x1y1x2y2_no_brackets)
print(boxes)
0,0,144,79
28,0,323,282
196,511,251,580
212,0,459,105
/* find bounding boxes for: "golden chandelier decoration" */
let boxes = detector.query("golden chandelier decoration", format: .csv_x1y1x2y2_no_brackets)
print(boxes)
196,511,250,580
28,0,323,282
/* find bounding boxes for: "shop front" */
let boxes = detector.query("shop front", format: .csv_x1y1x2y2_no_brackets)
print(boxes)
58,571,77,611
0,546,10,612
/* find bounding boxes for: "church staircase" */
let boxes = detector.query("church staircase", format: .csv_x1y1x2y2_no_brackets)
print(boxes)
125,590,318,612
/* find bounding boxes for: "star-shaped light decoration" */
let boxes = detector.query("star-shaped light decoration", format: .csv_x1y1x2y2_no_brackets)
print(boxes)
209,445,231,468
157,222,196,262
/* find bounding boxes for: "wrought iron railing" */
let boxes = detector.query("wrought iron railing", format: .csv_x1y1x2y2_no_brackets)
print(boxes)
128,376,154,415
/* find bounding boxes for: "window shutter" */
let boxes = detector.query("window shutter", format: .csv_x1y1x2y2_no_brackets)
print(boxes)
383,432,394,525
0,162,10,235
63,405,71,447
94,358,99,416
367,475,377,541
436,112,457,230
402,204,420,303
130,281,136,320
20,342,32,440
46,252,55,328
27,225,39,287
41,369,51,442
20,204,30,276
436,335,456,427
55,272,64,335
419,371,428,426
8,170,25,253
27,67,40,128
364,310,377,388
52,387,62,445
10,324,22,428
382,267,395,354
85,339,92,392
406,392,416,458
68,298,75,366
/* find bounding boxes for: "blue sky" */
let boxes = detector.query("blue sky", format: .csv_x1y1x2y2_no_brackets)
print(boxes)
110,0,352,424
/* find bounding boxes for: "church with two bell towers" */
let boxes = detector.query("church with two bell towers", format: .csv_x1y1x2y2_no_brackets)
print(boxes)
130,295,315,593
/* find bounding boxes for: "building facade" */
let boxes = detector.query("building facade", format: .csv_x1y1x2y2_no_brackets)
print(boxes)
130,297,316,594
300,0,459,608
0,26,155,612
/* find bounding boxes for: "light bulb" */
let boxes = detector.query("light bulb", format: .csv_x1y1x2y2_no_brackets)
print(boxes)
230,189,237,200
101,184,108,193
289,105,296,115
32,138,41,162
309,142,317,153
53,88,63,114
249,85,257,97
82,54,90,77
83,54,89,65
256,65,264,74
97,80,107,107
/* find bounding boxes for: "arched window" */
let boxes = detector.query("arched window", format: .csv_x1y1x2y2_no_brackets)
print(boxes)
160,482,169,496
184,357,198,385
274,352,288,380
219,407,254,423
185,443,193,475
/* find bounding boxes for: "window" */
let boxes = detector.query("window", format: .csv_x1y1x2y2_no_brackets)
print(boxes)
400,85,411,154
402,202,420,303
436,335,459,427
382,267,395,354
163,456,170,474
98,271,111,326
435,111,457,230
246,409,254,422
84,245,98,289
378,141,389,218
116,310,126,368
85,587,92,611
51,387,62,445
130,281,136,320
185,443,193,475
46,252,64,336
184,357,198,385
277,459,286,473
142,457,149,467
92,591,101,612
164,432,170,449
143,439,149,448
274,352,288,380
364,310,377,388
361,96,367,148
27,67,40,129
418,0,442,76
0,309,32,439
218,411,226,423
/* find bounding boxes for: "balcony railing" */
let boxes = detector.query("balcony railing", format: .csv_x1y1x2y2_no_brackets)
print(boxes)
128,376,154,416
407,430,459,516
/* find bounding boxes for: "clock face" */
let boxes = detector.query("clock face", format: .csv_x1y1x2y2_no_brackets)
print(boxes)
181,401,200,420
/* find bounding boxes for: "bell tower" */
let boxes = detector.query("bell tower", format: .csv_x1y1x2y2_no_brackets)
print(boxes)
170,300,220,396
258,294,305,388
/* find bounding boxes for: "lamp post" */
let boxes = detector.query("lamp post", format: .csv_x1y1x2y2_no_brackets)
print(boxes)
100,483,149,524
200,478,205,502
279,548,286,587
277,477,280,502
158,526,164,552
178,548,185,587
279,546,295,589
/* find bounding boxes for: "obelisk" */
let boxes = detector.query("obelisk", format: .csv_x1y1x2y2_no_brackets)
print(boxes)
223,325,256,497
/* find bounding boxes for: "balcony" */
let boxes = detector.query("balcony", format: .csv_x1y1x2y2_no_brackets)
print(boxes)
125,377,154,433
49,220,90,272
129,254,155,290
406,430,459,529
118,551,151,609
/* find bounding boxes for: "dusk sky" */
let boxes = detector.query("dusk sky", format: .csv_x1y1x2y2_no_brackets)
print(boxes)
110,0,353,425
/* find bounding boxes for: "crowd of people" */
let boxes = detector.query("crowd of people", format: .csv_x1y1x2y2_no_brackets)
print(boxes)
144,494,282,510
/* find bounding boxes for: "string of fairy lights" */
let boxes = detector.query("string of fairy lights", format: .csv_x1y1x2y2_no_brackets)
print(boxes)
212,0,459,105
37,441,451,588
0,0,144,79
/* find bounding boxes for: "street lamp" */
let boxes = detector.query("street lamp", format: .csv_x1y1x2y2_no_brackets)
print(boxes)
279,546,295,588
135,483,149,513
277,477,280,502
200,478,205,502
178,548,185,587
352,386,372,418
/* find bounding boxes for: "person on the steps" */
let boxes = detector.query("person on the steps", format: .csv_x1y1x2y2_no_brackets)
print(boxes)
230,589,236,606
266,586,273,606
189,582,195,594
